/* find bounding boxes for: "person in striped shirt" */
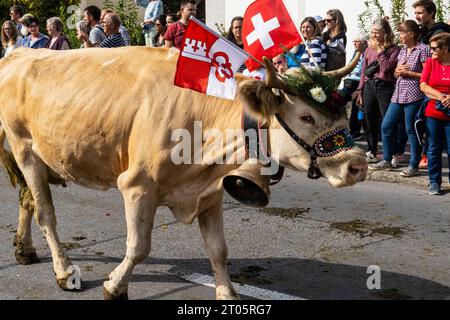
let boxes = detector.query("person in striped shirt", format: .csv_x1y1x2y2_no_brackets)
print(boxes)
101,9,131,46
299,17,327,70
80,13,125,48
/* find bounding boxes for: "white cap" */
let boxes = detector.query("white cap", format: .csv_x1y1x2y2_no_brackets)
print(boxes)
314,15,324,23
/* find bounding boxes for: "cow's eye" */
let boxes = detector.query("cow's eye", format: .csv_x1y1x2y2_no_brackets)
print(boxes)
299,114,315,124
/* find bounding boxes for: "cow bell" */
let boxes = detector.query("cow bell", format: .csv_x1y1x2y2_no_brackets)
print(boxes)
223,160,271,207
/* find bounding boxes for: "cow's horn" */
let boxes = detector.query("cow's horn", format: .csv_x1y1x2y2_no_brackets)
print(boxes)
263,56,290,92
322,51,362,79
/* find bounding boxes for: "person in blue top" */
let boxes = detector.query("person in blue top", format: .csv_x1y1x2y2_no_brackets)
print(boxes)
343,33,369,139
135,0,164,47
20,16,48,49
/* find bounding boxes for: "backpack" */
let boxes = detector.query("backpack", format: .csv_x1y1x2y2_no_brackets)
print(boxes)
324,33,347,71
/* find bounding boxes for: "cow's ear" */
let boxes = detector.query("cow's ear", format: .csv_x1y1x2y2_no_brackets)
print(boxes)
238,79,284,117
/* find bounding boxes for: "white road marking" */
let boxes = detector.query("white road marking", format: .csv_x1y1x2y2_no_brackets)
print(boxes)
176,272,306,300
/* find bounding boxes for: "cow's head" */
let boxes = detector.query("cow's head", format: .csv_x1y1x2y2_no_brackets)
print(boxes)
238,55,367,187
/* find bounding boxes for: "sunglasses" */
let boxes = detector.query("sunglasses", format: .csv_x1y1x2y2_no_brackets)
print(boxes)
325,19,336,23
273,60,284,66
430,46,441,52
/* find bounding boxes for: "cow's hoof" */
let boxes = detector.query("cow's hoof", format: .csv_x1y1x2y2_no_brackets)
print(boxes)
55,268,83,291
56,276,83,291
103,286,128,300
15,247,40,265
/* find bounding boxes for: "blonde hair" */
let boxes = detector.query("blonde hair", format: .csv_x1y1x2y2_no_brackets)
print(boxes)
372,18,395,49
1,20,19,47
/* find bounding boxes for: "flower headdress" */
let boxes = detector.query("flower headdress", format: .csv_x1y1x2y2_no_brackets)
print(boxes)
282,66,347,117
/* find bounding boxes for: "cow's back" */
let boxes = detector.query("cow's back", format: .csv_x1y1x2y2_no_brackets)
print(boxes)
0,47,241,191
0,47,178,187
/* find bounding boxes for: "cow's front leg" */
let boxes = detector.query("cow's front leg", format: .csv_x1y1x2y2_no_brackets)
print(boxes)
15,148,78,290
103,172,156,300
199,199,239,300
14,186,40,265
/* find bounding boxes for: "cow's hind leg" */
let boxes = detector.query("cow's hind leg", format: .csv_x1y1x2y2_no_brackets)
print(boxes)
0,131,39,264
16,147,79,290
14,186,40,265
198,199,239,300
103,171,156,300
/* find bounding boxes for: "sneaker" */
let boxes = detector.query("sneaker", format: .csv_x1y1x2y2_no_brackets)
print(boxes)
394,153,406,163
400,167,420,177
419,155,428,169
365,151,381,163
369,159,393,171
429,183,442,195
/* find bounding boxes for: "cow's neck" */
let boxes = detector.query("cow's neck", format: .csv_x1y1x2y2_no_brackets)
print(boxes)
195,96,247,164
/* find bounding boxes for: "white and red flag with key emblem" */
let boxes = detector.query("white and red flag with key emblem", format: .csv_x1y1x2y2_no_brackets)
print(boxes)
174,17,249,100
243,0,302,71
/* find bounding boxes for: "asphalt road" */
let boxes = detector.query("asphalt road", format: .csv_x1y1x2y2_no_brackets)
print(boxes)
0,169,449,300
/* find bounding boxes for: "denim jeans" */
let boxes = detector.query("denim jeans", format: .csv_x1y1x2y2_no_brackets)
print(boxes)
426,117,450,185
381,100,422,168
363,79,395,154
144,26,158,47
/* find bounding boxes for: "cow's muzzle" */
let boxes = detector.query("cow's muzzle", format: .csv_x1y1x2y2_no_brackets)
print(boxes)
318,147,368,187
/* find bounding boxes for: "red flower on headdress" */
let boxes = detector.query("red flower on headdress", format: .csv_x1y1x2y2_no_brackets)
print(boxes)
325,91,345,114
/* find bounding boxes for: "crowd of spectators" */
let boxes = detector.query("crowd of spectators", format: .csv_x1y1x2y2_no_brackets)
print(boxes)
0,0,449,195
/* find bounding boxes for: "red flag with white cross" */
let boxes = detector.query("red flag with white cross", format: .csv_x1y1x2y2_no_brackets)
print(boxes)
243,0,302,71
174,17,248,100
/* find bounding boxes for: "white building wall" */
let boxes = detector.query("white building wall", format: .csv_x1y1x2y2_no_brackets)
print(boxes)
206,0,418,62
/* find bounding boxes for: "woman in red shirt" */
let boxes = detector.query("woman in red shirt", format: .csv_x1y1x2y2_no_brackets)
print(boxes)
420,33,450,195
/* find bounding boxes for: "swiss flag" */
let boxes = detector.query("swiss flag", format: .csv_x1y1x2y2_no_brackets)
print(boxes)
174,17,248,100
243,0,302,71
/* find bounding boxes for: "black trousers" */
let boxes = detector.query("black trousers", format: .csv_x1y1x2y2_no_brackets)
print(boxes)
343,79,364,136
363,79,395,154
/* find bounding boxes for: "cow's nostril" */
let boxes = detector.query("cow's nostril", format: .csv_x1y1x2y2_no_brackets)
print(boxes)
348,163,368,182
349,166,361,176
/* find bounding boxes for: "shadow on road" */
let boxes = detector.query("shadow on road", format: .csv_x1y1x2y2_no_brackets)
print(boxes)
24,254,448,300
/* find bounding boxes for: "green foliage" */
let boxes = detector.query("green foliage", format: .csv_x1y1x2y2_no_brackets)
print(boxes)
372,0,386,18
58,4,80,48
103,0,144,46
434,0,450,22
358,1,373,34
391,0,408,34
0,1,80,47
284,68,345,118
8,0,79,27
357,0,388,35
358,0,409,41
215,22,226,37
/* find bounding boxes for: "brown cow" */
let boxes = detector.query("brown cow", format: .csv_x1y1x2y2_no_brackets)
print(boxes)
0,47,367,299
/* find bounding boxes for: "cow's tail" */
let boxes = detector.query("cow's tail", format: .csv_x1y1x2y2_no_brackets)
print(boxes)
0,124,27,189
